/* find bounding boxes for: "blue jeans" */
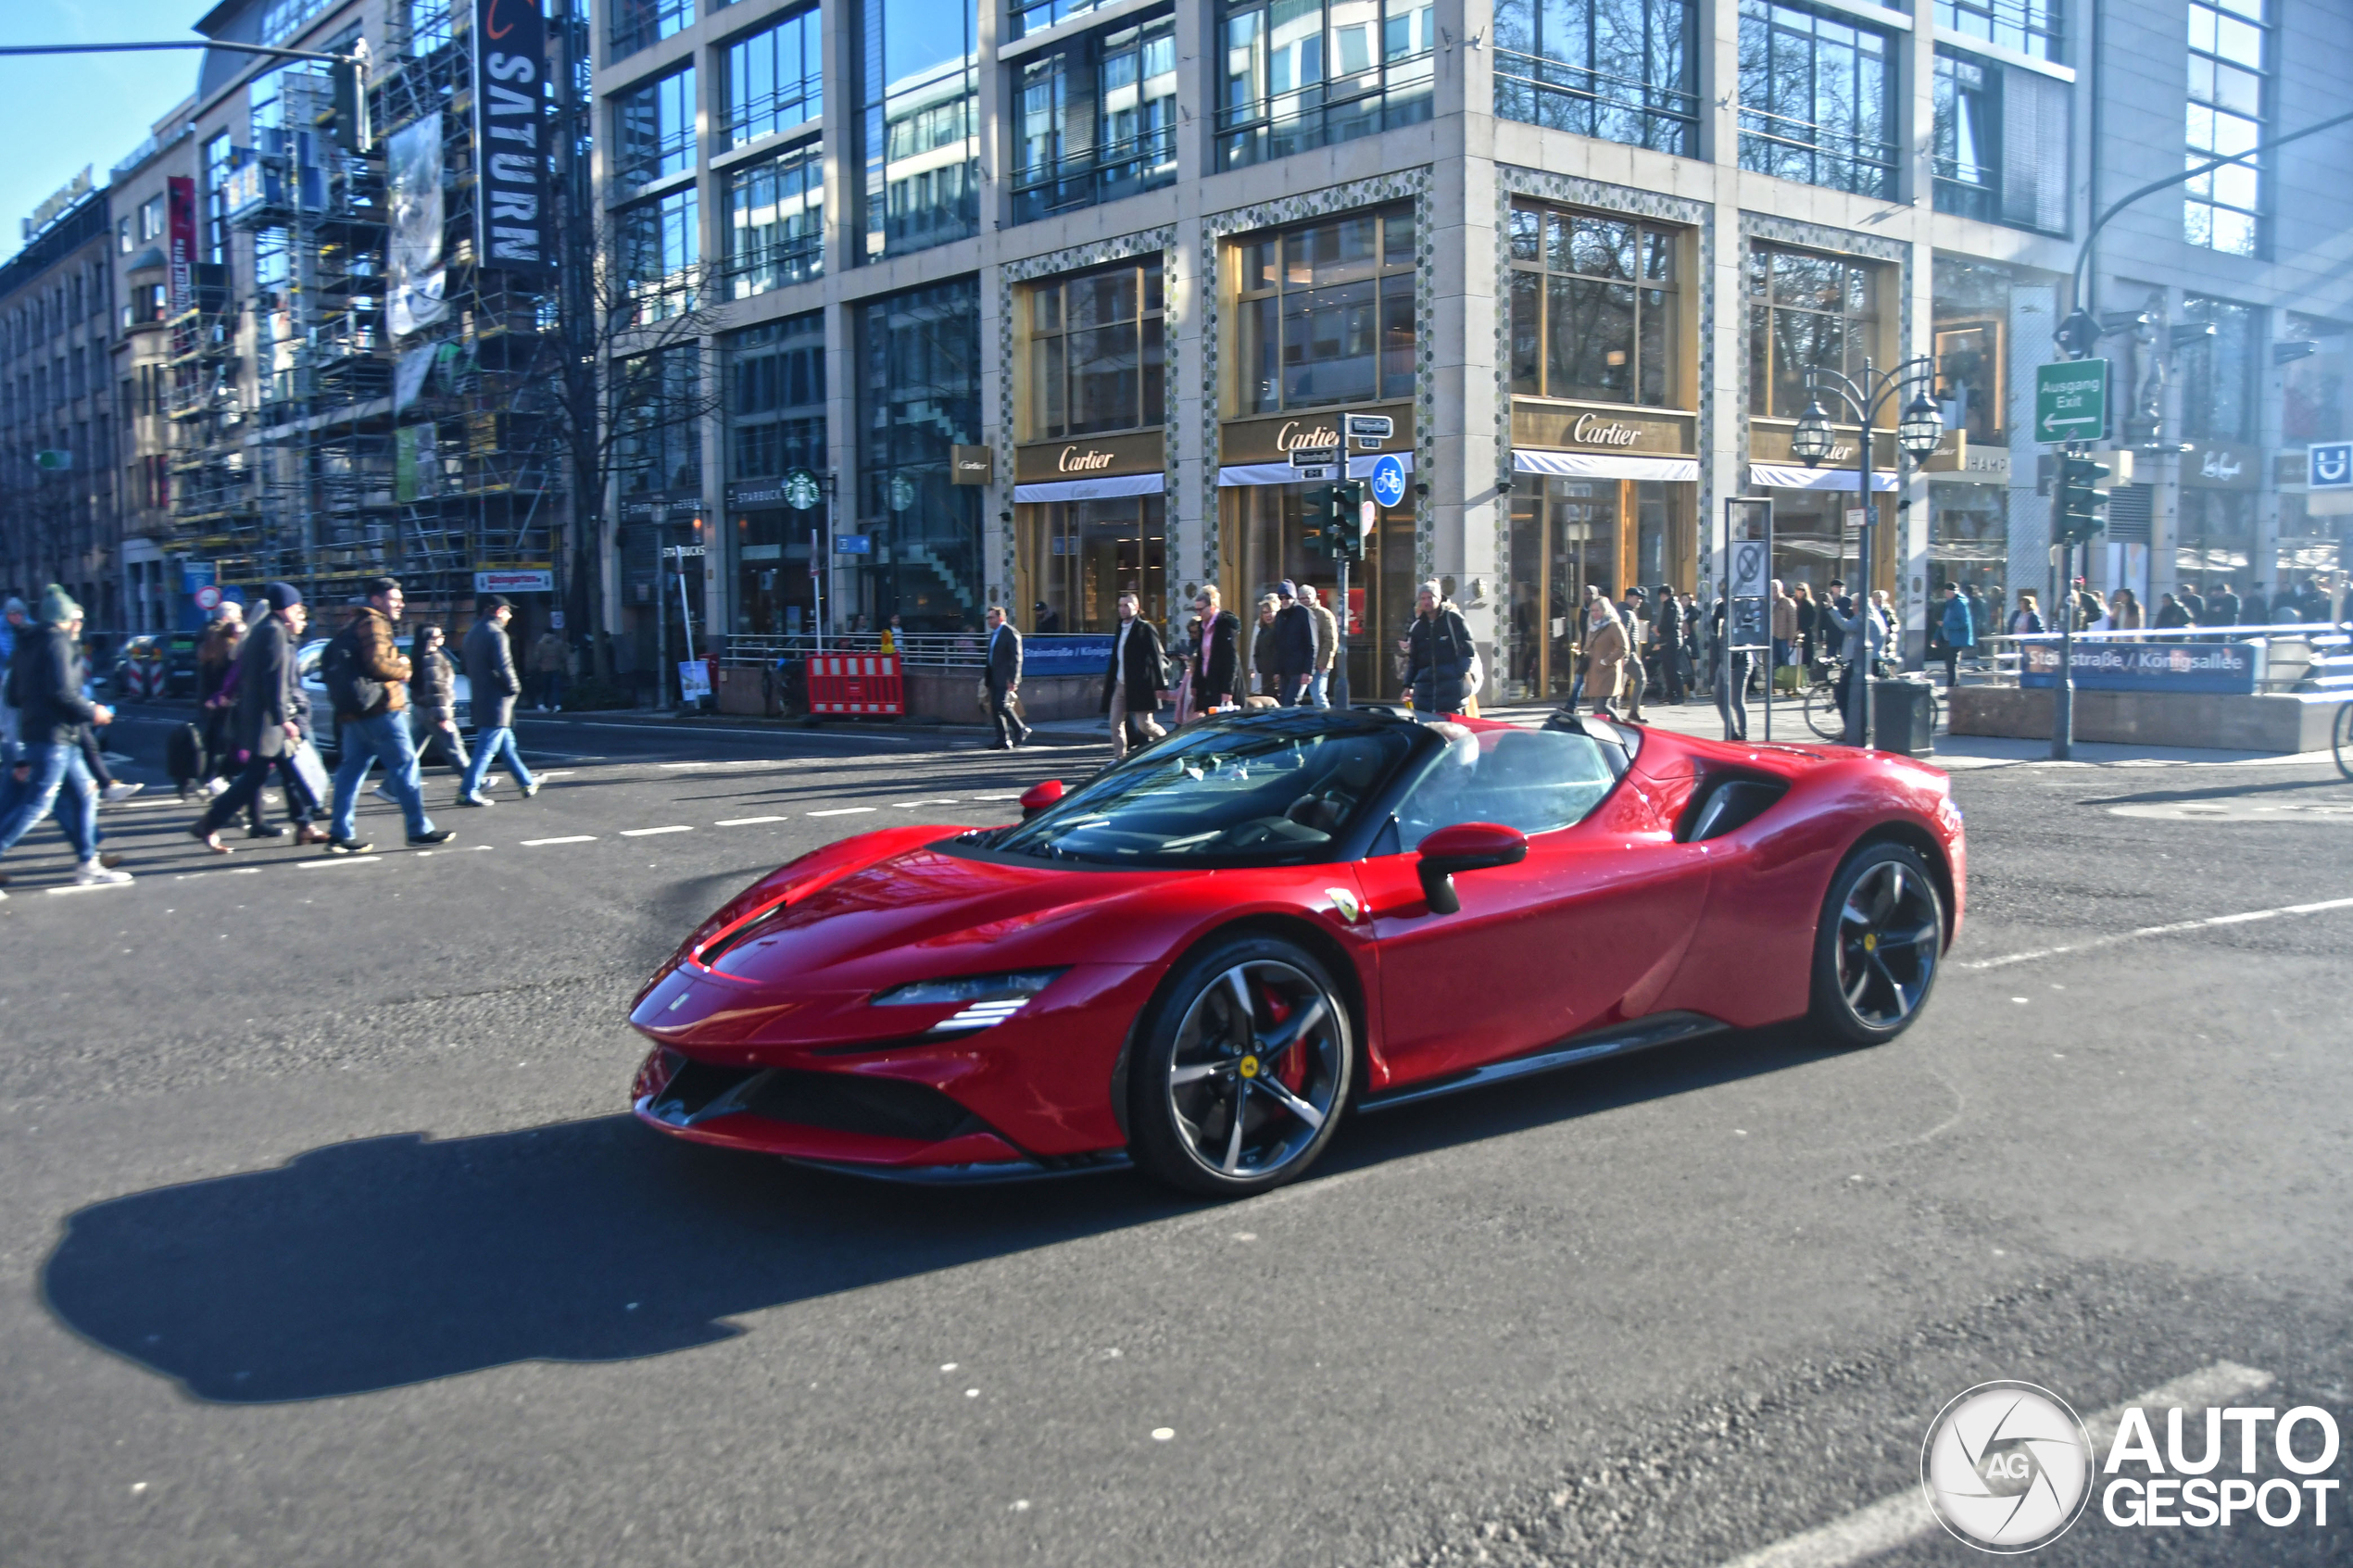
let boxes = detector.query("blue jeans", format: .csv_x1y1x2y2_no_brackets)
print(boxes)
331,712,434,841
459,727,535,798
1307,671,1330,709
0,739,98,861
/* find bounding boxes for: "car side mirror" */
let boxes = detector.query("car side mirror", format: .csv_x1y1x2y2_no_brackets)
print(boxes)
1415,822,1529,915
1019,779,1065,820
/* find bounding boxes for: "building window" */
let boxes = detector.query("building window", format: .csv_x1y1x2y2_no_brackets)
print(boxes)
725,7,823,148
1492,0,1698,157
1737,0,1898,198
2186,0,2266,257
1012,11,1177,225
1231,206,1416,416
1021,256,1165,440
1507,205,1680,408
2178,295,2259,445
1032,496,1167,633
619,186,700,322
725,143,824,295
1931,51,2069,233
1010,0,1120,42
613,66,698,191
1214,0,1435,171
727,311,827,479
2281,314,2347,446
1931,53,1998,221
857,278,984,630
204,133,233,269
857,0,980,262
1747,244,1886,420
1935,0,2062,62
139,195,167,243
610,0,696,61
119,218,133,255
617,345,704,495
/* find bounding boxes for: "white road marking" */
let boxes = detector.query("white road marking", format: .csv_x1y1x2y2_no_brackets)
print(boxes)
520,835,598,846
969,793,1024,801
1958,894,2353,971
621,825,693,836
807,808,875,818
45,880,135,895
714,816,787,826
1716,1361,2274,1568
890,799,962,808
297,856,382,870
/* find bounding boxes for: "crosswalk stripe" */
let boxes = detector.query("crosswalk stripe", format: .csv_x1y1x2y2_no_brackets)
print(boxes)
621,825,693,836
807,807,875,818
714,816,787,826
521,835,597,846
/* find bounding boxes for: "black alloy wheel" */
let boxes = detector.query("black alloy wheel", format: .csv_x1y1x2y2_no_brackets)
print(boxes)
1809,840,1945,1047
1127,934,1353,1197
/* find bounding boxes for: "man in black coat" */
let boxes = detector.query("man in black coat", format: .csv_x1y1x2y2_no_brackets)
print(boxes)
1189,585,1241,712
0,585,128,890
2208,580,2241,626
982,605,1030,749
190,583,320,851
1101,591,1167,759
1269,580,1315,706
459,595,536,805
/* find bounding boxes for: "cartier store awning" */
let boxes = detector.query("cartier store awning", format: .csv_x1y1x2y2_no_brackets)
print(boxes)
1510,402,1698,482
1012,430,1164,503
1216,404,1415,486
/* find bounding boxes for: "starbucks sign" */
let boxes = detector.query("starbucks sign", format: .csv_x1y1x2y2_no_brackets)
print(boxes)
783,468,823,511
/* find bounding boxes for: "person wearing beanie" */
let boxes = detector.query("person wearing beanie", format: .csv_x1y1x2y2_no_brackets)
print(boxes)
1271,579,1315,706
0,588,131,892
188,585,324,852
459,594,536,805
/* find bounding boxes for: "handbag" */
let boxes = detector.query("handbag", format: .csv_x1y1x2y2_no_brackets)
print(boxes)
288,737,331,810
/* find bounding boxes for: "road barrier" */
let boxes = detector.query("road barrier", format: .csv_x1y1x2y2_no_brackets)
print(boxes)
804,653,904,715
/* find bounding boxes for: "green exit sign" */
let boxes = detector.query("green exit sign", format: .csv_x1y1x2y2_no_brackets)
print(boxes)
2034,360,2108,444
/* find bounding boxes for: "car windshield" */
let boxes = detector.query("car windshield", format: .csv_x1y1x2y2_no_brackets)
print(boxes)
1391,724,1622,850
990,716,1420,867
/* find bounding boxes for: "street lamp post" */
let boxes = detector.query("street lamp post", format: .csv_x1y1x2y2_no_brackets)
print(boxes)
1791,358,1944,748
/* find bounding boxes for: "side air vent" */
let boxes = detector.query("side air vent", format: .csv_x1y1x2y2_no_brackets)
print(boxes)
1680,775,1789,843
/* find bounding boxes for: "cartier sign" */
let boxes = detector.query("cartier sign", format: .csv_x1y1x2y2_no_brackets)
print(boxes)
1222,404,1412,466
1013,428,1164,484
1511,402,1693,457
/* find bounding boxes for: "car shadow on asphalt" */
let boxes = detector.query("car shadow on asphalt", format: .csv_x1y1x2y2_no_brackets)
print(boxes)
41,1022,1844,1406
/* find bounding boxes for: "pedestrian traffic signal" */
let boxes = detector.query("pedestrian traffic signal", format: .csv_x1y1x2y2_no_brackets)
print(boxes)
2057,455,2110,544
1302,481,1365,558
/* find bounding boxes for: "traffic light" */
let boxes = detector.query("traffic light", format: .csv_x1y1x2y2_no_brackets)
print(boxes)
1330,479,1366,559
1301,483,1339,557
2056,455,2110,545
329,49,371,153
2054,307,2101,360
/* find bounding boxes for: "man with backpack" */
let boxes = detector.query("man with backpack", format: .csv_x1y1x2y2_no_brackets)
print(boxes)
321,577,451,854
0,586,132,895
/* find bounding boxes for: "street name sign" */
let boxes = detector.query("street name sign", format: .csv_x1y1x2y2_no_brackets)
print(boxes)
2034,360,2108,444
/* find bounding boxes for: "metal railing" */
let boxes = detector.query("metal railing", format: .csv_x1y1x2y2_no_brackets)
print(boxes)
1491,49,1700,155
1736,105,1899,197
1008,128,1177,223
1961,623,2353,696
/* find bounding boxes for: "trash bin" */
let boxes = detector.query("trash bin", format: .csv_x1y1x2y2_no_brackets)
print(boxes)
1869,676,1936,758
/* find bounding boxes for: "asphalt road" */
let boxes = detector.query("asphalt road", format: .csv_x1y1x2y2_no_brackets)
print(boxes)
2,708,2349,1567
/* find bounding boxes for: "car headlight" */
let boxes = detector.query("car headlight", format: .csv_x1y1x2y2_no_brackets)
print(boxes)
873,969,1066,1033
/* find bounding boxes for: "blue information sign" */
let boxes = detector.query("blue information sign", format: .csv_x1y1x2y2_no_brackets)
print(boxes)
834,534,873,555
2019,639,2263,694
1368,454,1407,508
1021,634,1115,675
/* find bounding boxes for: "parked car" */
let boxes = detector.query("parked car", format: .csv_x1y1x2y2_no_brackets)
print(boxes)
296,637,472,765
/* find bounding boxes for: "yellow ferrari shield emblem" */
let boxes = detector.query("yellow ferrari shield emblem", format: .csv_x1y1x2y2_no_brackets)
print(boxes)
1326,887,1362,922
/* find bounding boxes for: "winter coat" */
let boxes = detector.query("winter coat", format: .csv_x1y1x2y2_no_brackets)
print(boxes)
195,621,242,705
2208,590,2240,626
1770,593,1797,643
1243,616,1277,693
1101,617,1168,713
1306,601,1339,672
8,624,96,746
2154,600,2192,629
413,646,460,725
1581,613,1629,704
231,615,302,759
1656,597,1686,648
462,618,522,731
1404,605,1474,714
984,622,1022,692
530,633,573,674
1196,611,1241,709
1271,603,1315,676
1939,596,1975,649
2009,609,2045,635
336,607,412,720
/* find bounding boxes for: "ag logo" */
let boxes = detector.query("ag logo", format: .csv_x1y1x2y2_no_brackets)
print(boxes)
1921,1382,2093,1552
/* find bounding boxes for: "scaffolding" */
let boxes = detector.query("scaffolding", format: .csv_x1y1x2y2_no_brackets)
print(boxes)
165,0,566,618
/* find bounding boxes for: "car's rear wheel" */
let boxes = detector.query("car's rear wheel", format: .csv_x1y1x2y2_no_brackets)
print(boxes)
1809,841,1945,1047
1127,935,1353,1198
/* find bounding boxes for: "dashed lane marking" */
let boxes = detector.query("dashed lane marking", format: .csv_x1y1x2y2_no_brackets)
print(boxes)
621,825,693,836
44,880,135,895
520,835,598,846
969,793,1024,801
1714,1361,2272,1568
1957,894,2353,971
714,816,788,826
890,799,962,808
296,856,383,870
807,808,875,818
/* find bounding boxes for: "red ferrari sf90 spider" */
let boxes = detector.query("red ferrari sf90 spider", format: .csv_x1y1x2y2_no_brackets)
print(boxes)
629,709,1964,1196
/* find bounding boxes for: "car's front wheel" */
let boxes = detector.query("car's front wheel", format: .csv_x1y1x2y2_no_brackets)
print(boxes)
1127,934,1353,1198
1809,840,1945,1047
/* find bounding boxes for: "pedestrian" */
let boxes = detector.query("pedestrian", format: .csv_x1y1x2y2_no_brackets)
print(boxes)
530,625,571,711
1270,580,1315,707
880,614,901,656
1819,582,1887,737
982,604,1030,750
1300,583,1339,709
2108,587,2145,631
1246,594,1279,700
2009,593,2045,636
1769,579,1797,686
0,586,132,894
2176,583,2207,624
323,577,451,853
1101,591,1167,759
1937,582,1975,688
2154,592,2193,631
1579,595,1630,721
0,595,25,772
187,583,325,852
409,623,471,775
1655,585,1687,703
1190,585,1241,713
458,594,536,807
195,600,246,796
1707,593,1753,740
2208,579,2241,627
1403,582,1474,715
1791,582,1819,673
1033,600,1062,635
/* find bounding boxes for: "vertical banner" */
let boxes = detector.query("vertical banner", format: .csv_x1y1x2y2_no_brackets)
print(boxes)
473,0,553,273
385,114,447,337
165,176,195,313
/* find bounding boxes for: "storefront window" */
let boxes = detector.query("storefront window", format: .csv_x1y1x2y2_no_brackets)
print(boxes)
1022,257,1164,440
1747,244,1886,420
1033,495,1167,633
2177,489,2256,591
1504,477,1684,699
1231,207,1417,415
1506,205,1680,407
857,278,982,631
1931,259,2007,445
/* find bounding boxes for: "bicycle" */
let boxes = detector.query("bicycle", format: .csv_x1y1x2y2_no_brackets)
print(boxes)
1800,658,1938,742
2314,630,2352,778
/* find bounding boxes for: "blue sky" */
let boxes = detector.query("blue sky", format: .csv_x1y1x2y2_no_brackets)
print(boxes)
0,3,216,266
